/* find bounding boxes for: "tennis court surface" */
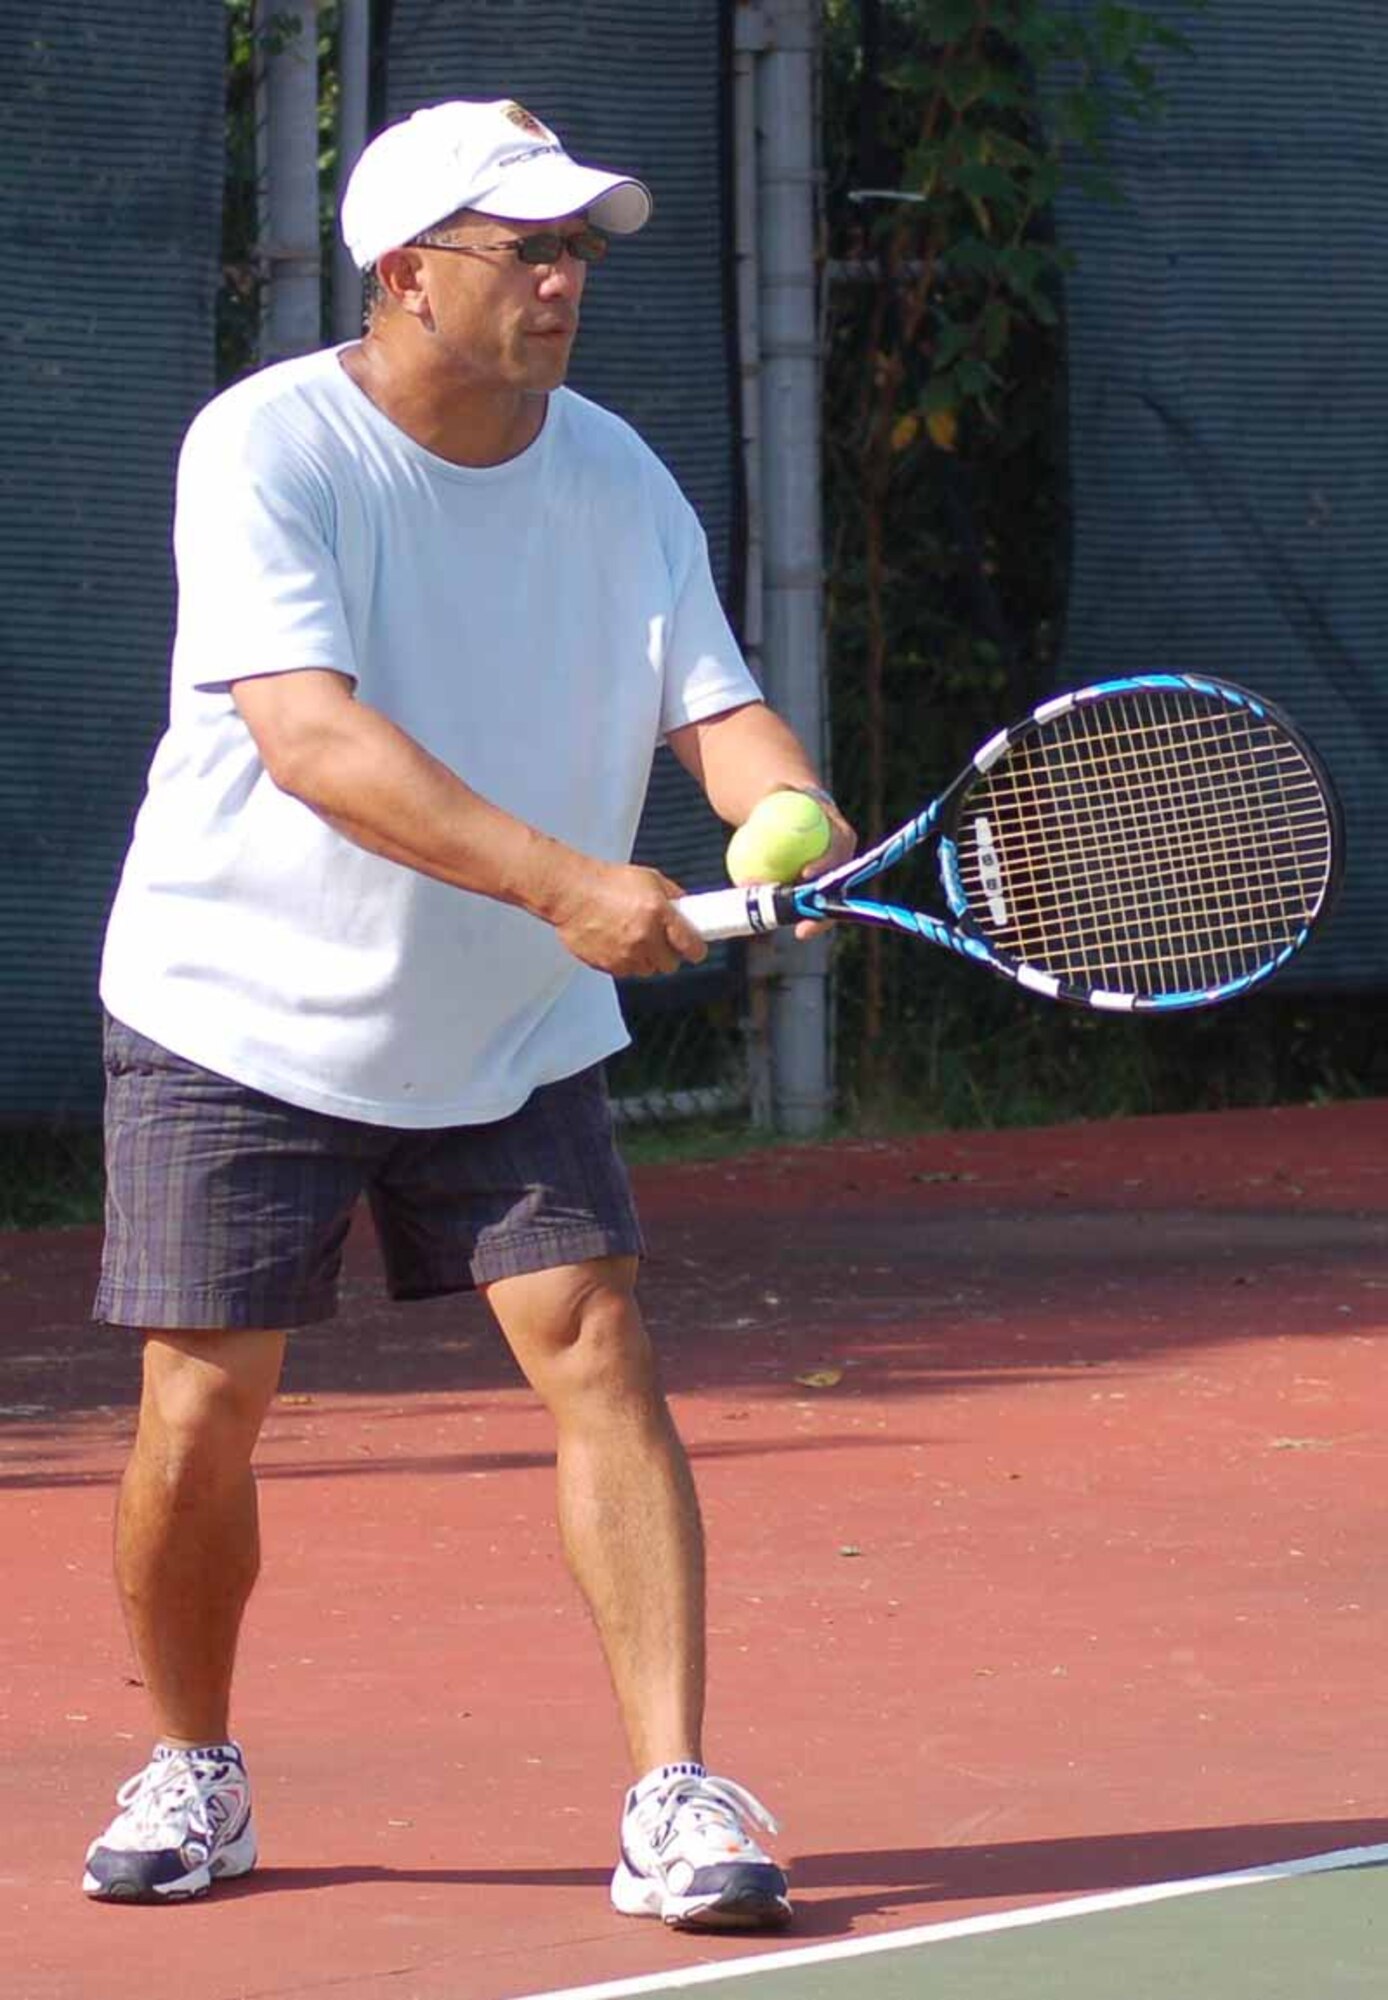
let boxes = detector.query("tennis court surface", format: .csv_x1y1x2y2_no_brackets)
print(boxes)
2,1098,1385,1998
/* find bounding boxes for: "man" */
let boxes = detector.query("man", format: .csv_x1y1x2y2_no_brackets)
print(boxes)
82,98,852,1931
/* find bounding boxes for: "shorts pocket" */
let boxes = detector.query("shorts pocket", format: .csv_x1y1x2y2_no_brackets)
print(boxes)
102,1014,201,1080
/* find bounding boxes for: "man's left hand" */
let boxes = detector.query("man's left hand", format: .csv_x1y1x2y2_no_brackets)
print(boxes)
789,791,857,941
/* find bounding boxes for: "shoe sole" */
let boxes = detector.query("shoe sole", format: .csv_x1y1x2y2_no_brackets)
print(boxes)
82,1827,258,1903
611,1861,792,1931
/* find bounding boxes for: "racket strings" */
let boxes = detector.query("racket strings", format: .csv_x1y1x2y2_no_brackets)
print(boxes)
996,742,1320,982
1011,727,1319,934
956,693,1335,995
985,719,1325,984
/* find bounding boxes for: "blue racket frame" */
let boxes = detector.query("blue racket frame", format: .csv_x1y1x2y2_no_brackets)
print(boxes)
676,675,1344,1015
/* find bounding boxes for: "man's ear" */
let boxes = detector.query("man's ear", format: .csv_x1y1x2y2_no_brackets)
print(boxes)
374,244,433,324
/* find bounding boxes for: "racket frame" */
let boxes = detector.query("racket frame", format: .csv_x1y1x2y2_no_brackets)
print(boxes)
678,674,1344,1014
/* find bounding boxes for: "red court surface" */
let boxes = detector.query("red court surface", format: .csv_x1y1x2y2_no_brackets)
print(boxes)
2,1099,1386,1999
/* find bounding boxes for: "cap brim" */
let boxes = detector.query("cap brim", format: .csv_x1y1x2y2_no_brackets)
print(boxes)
470,155,652,234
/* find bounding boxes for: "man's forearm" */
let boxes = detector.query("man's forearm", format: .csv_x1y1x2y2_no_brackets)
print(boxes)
268,694,583,923
231,670,707,975
667,702,836,827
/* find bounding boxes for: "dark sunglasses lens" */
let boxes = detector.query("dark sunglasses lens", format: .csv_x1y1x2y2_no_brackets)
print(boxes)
517,230,608,266
517,234,564,265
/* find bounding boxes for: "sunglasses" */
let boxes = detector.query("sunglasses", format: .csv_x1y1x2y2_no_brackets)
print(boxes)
416,227,610,267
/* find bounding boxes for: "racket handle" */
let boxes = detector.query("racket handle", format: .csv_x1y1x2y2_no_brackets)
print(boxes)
675,884,787,941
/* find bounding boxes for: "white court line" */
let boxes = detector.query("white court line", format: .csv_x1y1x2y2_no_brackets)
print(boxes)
519,1840,1388,2000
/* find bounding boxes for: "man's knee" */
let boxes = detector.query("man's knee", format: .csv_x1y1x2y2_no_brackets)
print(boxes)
485,1257,660,1410
135,1329,285,1484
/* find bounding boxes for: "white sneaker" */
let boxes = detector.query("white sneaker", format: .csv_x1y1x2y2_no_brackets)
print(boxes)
611,1762,792,1930
82,1742,257,1902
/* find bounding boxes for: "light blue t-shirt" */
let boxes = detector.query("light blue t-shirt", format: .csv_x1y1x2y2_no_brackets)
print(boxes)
100,348,759,1125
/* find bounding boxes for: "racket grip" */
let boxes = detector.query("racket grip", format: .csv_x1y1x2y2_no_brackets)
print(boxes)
675,884,786,941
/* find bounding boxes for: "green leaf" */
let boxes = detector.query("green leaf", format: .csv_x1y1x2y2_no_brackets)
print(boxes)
923,0,979,42
952,161,1021,205
933,317,975,367
981,298,1012,361
953,356,999,397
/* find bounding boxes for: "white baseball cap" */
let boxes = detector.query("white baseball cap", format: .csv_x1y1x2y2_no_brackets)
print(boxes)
341,98,652,270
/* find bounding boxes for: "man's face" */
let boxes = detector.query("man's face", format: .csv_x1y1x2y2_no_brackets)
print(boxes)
408,211,593,392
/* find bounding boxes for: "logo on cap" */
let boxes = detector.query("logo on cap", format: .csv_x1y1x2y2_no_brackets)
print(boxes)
502,102,555,142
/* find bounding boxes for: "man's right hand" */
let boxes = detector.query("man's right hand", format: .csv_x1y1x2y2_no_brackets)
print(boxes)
549,861,709,978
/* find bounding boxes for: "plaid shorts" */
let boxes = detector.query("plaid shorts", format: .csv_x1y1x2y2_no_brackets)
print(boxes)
95,1015,644,1330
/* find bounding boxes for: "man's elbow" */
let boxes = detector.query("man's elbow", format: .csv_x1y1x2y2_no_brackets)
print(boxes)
256,724,340,805
232,671,356,803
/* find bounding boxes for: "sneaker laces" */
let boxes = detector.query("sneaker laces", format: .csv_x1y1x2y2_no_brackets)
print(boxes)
109,1747,238,1847
632,1772,780,1862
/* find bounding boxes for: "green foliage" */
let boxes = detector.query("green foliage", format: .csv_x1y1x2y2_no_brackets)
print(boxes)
821,0,1213,1117
823,0,1186,443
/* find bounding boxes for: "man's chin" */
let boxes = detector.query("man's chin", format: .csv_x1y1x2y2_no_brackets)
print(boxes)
522,334,575,386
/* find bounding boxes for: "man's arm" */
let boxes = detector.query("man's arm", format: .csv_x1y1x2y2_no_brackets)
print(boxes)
231,668,706,979
666,701,855,870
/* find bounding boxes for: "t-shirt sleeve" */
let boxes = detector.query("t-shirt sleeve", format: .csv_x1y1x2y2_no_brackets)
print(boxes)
657,493,763,737
170,398,359,695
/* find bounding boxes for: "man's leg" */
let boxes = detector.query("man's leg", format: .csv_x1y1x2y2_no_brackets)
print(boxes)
116,1327,286,1744
88,1016,373,1901
482,1254,789,1931
83,1326,283,1901
377,1063,788,1930
482,1255,704,1773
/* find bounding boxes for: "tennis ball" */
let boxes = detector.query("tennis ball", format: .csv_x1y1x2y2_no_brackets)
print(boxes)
726,791,832,886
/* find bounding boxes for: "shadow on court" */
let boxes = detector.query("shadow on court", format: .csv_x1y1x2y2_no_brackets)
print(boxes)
203,1813,1388,1910
780,1818,1388,1933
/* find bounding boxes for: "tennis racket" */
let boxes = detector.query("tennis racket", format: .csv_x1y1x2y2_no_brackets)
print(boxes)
676,674,1343,1013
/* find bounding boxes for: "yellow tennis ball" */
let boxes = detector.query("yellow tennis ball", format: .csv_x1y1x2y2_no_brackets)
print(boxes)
726,791,832,886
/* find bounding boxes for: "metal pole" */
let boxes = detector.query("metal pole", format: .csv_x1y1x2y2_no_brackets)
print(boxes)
332,0,372,342
733,7,768,681
256,0,322,362
755,0,830,1134
733,3,774,1129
